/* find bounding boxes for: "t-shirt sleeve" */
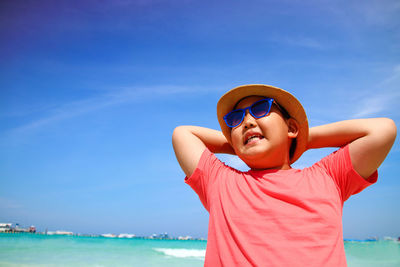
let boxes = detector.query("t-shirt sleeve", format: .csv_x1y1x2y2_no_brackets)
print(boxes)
184,148,226,211
316,144,378,202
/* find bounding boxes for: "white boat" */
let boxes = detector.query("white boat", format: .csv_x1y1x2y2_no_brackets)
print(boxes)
101,233,116,238
118,233,136,238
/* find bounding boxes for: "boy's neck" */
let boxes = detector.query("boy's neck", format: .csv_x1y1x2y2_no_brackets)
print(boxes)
250,162,292,171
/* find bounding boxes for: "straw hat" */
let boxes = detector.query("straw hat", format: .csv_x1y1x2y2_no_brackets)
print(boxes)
217,84,309,163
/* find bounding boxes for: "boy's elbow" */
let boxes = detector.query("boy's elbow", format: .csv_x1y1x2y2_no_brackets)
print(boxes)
172,126,184,144
173,125,189,136
374,118,397,147
172,126,191,145
382,118,397,142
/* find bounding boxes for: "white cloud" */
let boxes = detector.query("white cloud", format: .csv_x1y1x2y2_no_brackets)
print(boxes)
355,0,400,26
352,65,400,118
4,85,206,136
352,95,389,118
311,0,400,27
380,64,400,86
270,35,325,49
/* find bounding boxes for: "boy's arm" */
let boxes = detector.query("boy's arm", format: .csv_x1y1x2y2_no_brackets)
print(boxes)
172,126,235,177
307,118,397,179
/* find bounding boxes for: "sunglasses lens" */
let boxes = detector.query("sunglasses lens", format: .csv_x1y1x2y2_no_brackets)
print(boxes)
224,98,273,128
225,110,244,127
251,99,270,117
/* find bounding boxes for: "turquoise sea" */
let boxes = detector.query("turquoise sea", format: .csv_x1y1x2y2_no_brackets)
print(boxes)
1,233,399,266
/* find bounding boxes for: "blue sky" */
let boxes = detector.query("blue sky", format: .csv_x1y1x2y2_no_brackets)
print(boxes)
1,0,399,239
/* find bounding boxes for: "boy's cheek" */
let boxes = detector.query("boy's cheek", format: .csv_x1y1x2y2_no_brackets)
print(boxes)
230,140,240,154
231,132,243,150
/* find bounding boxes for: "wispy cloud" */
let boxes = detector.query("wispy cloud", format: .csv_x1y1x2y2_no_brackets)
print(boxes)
355,0,400,26
4,85,207,137
352,65,400,118
313,0,400,27
270,35,326,49
380,65,400,86
351,94,391,118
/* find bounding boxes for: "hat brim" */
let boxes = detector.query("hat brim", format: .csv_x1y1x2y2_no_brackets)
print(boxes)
217,84,308,164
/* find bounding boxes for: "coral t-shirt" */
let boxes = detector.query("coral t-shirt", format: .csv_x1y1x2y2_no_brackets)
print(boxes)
185,145,377,267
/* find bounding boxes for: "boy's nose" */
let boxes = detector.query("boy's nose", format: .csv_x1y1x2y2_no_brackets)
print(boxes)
243,111,256,128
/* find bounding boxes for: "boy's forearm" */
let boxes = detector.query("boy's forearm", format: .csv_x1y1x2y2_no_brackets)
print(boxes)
178,126,235,154
307,119,368,149
172,125,235,177
307,118,396,178
307,118,395,149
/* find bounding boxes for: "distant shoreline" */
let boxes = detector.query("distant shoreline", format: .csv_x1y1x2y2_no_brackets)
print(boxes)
2,232,399,243
0,231,207,241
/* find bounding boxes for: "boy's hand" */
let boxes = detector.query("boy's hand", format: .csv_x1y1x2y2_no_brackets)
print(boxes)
172,126,235,177
307,118,397,179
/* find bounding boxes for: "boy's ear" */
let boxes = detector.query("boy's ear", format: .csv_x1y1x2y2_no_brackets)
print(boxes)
287,118,299,139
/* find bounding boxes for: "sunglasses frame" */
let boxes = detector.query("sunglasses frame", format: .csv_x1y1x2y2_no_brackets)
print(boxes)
223,98,274,128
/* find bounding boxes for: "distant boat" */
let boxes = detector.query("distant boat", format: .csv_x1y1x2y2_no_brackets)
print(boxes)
118,233,135,238
0,223,13,233
101,233,116,238
47,231,73,235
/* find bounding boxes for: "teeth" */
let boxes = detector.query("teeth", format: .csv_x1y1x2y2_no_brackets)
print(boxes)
245,135,262,144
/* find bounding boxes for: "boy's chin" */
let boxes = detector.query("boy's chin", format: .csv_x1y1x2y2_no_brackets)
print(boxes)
237,147,271,161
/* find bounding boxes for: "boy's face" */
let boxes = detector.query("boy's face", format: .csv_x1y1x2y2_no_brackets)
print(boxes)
230,96,297,170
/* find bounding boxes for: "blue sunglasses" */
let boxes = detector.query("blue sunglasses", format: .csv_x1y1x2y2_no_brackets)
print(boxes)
223,98,274,128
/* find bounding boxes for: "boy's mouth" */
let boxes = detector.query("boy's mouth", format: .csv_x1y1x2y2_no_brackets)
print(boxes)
244,133,264,145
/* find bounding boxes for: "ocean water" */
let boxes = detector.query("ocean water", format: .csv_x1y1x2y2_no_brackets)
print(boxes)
0,233,205,267
1,233,399,266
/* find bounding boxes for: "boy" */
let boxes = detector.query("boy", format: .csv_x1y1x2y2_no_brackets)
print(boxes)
172,84,396,266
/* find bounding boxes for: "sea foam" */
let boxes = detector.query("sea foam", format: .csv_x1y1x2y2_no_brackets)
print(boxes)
154,248,206,258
